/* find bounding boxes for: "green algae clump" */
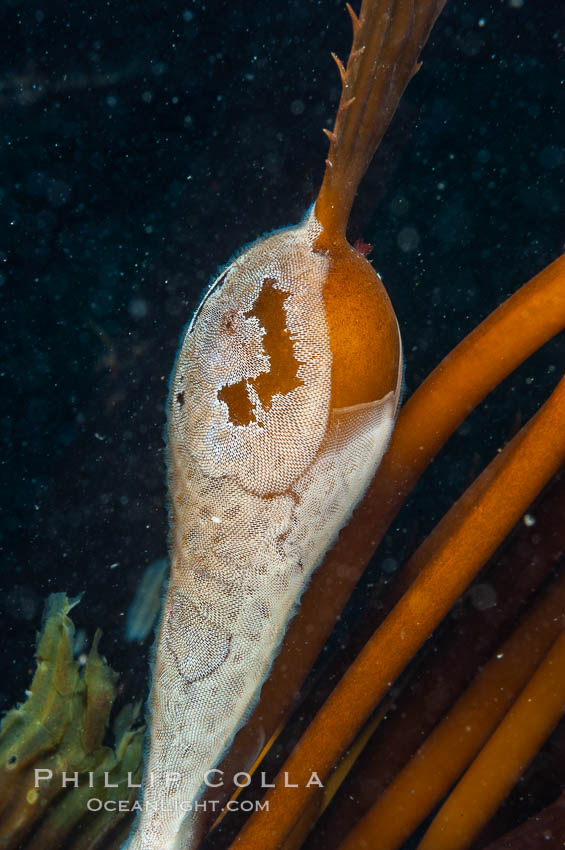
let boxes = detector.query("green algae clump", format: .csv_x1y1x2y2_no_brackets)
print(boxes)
0,594,144,850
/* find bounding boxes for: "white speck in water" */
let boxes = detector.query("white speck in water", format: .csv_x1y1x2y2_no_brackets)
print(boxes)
390,194,410,215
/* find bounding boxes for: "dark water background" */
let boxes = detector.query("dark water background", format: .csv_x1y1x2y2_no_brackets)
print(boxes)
1,0,563,796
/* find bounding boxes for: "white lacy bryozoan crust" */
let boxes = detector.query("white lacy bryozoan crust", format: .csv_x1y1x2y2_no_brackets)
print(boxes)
124,211,400,850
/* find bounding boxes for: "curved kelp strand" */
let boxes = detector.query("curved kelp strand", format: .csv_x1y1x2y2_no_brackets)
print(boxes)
230,376,565,849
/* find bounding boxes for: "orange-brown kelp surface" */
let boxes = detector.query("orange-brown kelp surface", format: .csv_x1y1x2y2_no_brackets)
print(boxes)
1,1,563,849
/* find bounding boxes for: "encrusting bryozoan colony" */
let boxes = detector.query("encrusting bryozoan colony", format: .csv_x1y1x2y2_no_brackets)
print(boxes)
124,2,447,848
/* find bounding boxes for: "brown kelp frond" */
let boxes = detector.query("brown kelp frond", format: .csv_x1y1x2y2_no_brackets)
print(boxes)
0,594,143,850
230,377,565,849
337,566,565,850
417,625,565,850
222,255,565,819
315,0,447,238
307,471,565,849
